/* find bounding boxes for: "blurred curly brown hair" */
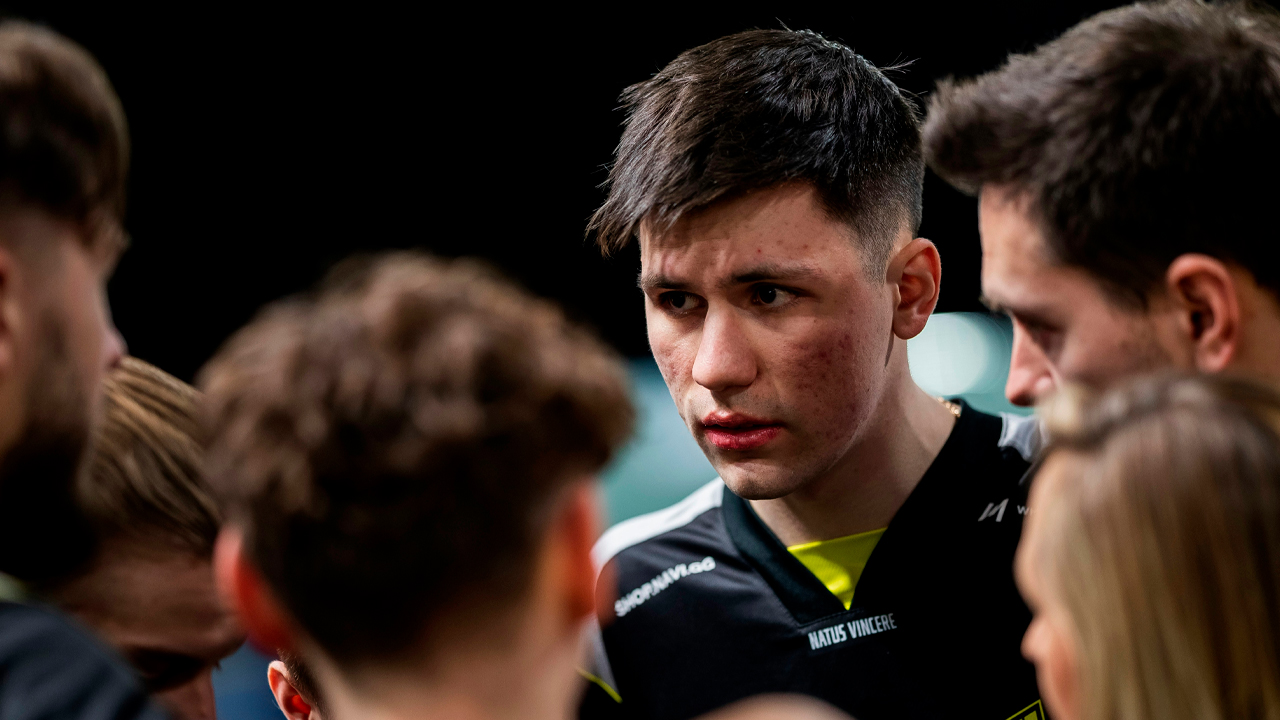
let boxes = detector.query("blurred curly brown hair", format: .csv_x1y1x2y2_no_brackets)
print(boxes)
199,252,633,668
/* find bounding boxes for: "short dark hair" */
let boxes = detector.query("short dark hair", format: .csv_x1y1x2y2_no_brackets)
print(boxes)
589,28,924,271
81,357,218,557
924,0,1280,306
200,252,634,669
0,21,129,244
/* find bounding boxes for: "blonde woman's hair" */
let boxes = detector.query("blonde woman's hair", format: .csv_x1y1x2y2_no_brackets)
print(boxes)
81,356,218,556
1033,374,1280,720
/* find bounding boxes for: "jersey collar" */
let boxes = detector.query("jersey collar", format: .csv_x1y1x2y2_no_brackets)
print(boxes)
720,401,1001,625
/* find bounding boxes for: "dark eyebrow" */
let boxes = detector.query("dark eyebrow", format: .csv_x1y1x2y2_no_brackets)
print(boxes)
637,271,693,292
637,263,822,292
981,294,1065,330
729,263,821,286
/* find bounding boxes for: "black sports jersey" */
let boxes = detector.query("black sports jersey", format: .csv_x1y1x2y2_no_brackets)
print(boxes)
581,403,1043,720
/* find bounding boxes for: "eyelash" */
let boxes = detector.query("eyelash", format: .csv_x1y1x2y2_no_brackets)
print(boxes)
750,284,791,306
657,285,798,313
658,291,701,313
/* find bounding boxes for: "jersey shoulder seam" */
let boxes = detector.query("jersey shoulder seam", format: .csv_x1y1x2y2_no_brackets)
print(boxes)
592,478,725,569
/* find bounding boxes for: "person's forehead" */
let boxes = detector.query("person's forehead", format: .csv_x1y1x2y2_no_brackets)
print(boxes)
639,184,863,277
978,190,1100,313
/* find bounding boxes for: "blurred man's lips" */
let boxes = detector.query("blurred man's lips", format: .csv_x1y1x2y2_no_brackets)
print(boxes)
700,413,782,451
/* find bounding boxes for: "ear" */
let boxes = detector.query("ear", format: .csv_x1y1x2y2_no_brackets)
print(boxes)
213,526,295,653
548,481,602,624
1163,254,1240,373
267,660,315,720
888,238,942,340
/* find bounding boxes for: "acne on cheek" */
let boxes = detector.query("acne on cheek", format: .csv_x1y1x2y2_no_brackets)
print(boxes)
788,329,877,435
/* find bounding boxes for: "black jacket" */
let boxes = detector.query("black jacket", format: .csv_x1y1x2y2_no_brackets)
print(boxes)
581,404,1044,720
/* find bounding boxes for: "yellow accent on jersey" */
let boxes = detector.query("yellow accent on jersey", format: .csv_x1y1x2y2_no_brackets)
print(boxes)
1006,699,1045,720
787,527,887,610
578,669,622,703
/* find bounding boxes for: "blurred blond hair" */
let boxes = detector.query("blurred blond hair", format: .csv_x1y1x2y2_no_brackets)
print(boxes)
1032,374,1280,720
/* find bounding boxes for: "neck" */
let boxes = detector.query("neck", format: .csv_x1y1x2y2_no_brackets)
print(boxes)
313,615,582,720
750,345,956,546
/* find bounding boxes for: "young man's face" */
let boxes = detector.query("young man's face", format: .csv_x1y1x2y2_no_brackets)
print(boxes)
640,183,900,500
978,187,1172,406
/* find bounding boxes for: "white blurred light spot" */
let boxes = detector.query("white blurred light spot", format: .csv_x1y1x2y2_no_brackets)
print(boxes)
908,313,1012,397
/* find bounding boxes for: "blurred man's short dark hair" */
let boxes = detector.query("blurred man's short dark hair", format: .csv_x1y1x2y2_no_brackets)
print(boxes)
201,252,633,670
924,0,1280,306
589,28,924,273
0,20,129,247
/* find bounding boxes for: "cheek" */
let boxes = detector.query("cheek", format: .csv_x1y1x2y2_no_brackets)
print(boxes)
1029,612,1082,720
774,318,884,434
646,316,695,391
1061,313,1167,383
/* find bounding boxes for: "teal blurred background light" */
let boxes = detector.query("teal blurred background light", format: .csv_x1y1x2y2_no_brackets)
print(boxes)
212,311,1023,718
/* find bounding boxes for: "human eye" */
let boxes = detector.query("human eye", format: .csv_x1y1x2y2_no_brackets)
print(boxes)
749,284,797,309
1015,316,1063,358
657,291,704,314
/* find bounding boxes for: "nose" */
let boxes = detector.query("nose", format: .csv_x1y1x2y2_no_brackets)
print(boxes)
101,299,126,371
103,324,125,371
691,307,757,393
1005,324,1056,407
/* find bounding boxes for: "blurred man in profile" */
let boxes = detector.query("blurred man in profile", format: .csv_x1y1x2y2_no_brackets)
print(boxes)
40,358,245,720
202,253,634,720
0,20,166,720
925,0,1280,406
582,28,1041,720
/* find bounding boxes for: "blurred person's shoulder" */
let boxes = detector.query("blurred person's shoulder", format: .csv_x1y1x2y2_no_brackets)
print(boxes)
593,478,730,584
0,601,166,720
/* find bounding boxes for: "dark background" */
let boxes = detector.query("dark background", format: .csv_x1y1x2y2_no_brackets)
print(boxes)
0,3,1160,380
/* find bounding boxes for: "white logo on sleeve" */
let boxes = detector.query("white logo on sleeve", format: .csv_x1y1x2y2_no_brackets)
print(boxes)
978,498,1029,522
614,557,716,618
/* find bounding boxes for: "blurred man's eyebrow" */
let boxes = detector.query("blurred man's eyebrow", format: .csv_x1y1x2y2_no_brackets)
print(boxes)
981,293,1065,328
979,294,1005,313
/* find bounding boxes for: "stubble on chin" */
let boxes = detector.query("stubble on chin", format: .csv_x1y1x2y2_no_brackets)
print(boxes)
711,454,808,501
0,310,96,581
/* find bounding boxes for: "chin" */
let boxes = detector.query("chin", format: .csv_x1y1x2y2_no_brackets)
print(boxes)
718,464,805,501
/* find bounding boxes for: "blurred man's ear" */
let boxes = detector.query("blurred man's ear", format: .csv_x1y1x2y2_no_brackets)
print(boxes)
889,237,942,341
549,481,602,624
1163,254,1240,373
267,660,317,720
0,245,21,446
213,527,294,653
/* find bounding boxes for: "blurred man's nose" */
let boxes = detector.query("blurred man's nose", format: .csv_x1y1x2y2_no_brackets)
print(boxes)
156,671,218,720
691,308,757,393
1005,329,1056,407
102,317,125,371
